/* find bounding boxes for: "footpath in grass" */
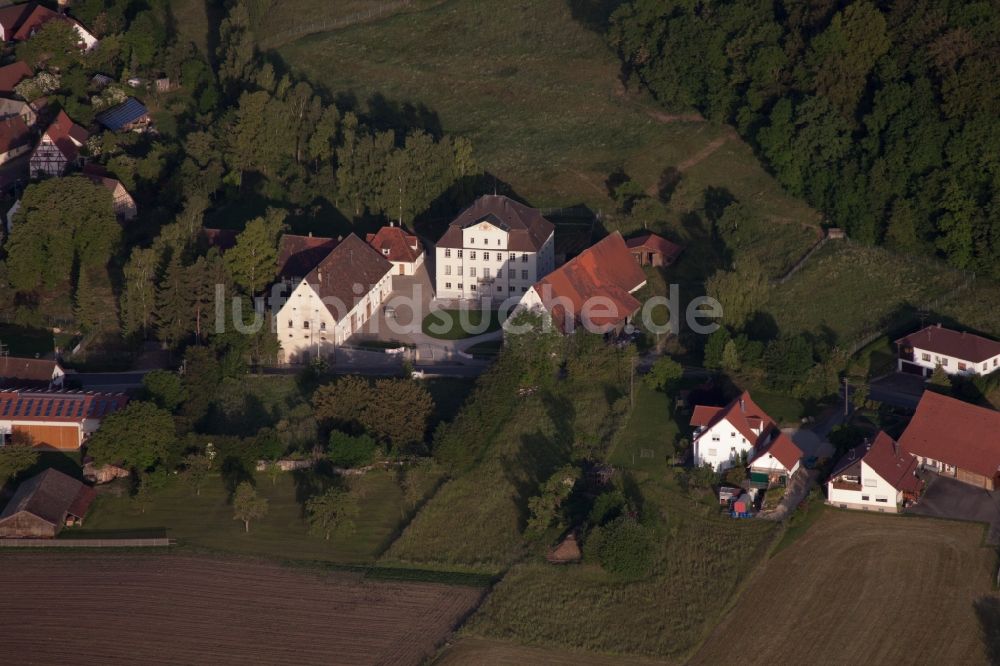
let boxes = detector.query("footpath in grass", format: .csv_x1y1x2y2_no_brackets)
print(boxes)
607,383,677,474
76,470,409,564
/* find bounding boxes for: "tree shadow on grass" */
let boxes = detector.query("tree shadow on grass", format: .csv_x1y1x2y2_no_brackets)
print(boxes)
974,596,1000,665
291,463,346,519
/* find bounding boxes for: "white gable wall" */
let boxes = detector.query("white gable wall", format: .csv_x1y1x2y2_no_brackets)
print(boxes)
692,418,753,472
905,346,1000,376
827,459,906,513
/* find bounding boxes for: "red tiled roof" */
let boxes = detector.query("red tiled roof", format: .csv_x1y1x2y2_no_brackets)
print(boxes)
67,483,96,518
898,391,1000,479
302,234,393,321
12,4,58,41
896,324,1000,364
626,232,683,263
0,389,128,423
0,356,60,384
436,195,554,252
366,226,423,264
749,431,803,471
40,109,88,161
277,233,338,280
0,3,34,37
0,60,31,93
862,432,922,493
692,390,774,449
0,114,29,154
531,232,647,333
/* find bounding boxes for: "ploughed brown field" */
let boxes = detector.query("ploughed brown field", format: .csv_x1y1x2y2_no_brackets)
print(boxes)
0,553,483,666
690,511,998,665
434,637,672,665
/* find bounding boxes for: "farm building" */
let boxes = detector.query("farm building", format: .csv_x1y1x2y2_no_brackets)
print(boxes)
0,468,95,538
0,356,65,389
690,391,802,476
0,96,37,127
519,232,647,334
0,3,33,41
897,391,1000,490
895,324,1000,377
626,231,683,267
276,232,339,285
275,234,393,363
366,225,425,277
826,432,922,513
11,4,99,50
0,389,128,450
95,97,149,131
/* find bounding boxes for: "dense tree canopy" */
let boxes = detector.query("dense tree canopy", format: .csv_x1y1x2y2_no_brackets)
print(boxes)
609,0,1000,275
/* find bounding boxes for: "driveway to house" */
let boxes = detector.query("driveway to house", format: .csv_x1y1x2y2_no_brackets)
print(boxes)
869,372,925,409
757,421,838,521
905,473,1000,545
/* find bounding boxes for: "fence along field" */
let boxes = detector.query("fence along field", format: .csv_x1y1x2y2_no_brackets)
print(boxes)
689,511,998,665
0,553,484,666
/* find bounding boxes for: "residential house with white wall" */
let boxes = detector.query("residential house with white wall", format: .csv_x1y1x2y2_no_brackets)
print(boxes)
690,390,803,476
435,195,555,301
518,231,647,334
30,109,88,177
826,432,922,513
896,324,1000,377
275,234,393,364
367,225,424,277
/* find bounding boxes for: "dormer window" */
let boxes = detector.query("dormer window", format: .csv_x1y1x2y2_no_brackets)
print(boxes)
382,248,390,256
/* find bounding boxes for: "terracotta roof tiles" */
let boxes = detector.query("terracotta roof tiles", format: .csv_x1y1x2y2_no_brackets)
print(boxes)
366,226,423,264
898,391,1000,479
896,324,1000,364
302,234,393,321
277,233,338,280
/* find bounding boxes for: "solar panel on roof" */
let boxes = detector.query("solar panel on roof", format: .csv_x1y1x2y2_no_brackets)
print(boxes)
95,97,148,131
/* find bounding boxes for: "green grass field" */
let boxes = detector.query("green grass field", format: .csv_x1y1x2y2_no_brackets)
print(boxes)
607,384,676,473
75,469,408,563
275,0,821,241
422,309,502,340
464,473,778,659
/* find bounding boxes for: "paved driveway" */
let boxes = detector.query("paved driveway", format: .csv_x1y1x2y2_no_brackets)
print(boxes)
906,473,1000,544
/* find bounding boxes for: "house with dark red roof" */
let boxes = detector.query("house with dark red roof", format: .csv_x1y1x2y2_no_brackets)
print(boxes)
518,232,647,334
435,195,555,301
896,323,1000,377
0,389,128,450
274,234,393,364
29,109,88,177
0,60,31,94
276,232,339,284
898,391,1000,490
367,225,424,276
11,4,98,50
826,432,922,512
0,468,96,538
690,390,803,479
0,114,30,164
0,356,65,389
0,3,34,42
626,231,683,267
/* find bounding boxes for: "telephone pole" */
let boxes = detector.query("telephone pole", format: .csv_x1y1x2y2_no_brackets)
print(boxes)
843,377,850,417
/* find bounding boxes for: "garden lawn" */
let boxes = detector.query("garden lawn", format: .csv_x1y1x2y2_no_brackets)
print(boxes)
464,474,779,660
0,323,53,357
422,309,502,340
607,384,677,474
74,470,406,564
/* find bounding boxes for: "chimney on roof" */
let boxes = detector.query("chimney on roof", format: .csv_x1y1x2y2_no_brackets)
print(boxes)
318,270,322,283
739,398,745,412
937,322,942,328
308,231,312,237
864,438,871,451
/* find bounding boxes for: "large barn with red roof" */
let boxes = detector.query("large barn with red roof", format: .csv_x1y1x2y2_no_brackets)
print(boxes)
0,389,128,450
518,232,647,334
897,391,1000,490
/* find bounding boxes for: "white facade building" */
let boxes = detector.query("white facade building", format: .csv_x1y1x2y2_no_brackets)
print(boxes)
896,324,1000,377
366,225,425,277
435,195,555,301
826,432,922,513
275,234,393,364
691,391,803,477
